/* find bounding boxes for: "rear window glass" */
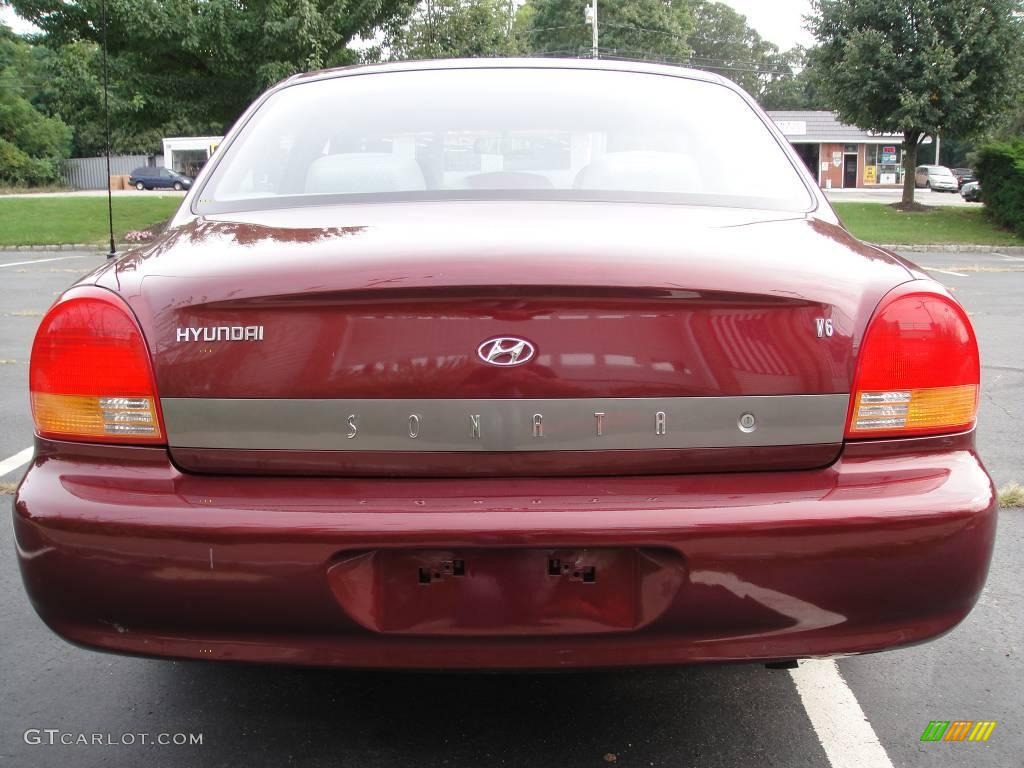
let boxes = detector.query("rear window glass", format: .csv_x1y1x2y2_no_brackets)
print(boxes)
196,68,812,214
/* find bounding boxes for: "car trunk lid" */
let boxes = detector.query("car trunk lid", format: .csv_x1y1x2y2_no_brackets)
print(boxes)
95,201,912,476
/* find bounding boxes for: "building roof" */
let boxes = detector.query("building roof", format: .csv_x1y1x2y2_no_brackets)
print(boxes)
767,111,904,144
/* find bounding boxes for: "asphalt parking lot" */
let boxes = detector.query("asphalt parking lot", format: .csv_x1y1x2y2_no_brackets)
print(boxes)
1,247,1021,768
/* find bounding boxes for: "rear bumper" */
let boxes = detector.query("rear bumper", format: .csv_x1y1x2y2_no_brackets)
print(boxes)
13,436,996,669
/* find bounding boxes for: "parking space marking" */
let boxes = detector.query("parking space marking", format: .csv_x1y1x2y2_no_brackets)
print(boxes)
790,660,894,768
925,268,969,277
0,447,34,479
0,254,89,269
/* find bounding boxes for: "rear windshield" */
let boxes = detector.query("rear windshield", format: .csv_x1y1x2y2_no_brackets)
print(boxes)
195,68,813,214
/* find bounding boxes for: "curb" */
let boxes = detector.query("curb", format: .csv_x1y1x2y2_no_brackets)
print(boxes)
6,243,96,251
879,243,1024,255
3,243,134,252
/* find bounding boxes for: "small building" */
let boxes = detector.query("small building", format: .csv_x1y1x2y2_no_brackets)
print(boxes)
768,111,931,189
162,136,224,178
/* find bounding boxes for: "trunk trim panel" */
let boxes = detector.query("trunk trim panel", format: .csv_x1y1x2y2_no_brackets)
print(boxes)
161,395,849,452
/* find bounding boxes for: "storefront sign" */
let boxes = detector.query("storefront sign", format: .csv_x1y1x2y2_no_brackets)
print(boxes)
832,152,842,168
881,146,898,164
880,173,897,184
864,166,877,184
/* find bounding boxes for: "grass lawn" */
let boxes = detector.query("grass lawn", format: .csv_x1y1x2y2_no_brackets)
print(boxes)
0,196,182,246
832,202,1024,246
3,195,1021,248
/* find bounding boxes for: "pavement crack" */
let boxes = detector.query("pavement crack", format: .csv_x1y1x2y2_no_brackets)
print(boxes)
984,389,1014,418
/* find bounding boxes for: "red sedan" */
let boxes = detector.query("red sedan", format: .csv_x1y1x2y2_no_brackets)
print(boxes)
14,60,994,669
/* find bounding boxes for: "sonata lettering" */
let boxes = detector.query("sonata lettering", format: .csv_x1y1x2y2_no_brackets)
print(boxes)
175,326,263,342
338,410,702,441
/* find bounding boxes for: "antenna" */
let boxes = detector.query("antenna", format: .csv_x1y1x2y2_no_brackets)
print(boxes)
101,0,116,259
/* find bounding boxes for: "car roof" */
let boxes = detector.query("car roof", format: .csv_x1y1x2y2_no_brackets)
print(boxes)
285,57,733,89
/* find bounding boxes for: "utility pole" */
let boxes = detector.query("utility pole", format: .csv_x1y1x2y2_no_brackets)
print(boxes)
934,131,941,165
585,0,598,59
427,0,434,58
101,0,116,259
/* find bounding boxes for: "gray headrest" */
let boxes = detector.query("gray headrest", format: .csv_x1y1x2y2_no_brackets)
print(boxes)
575,151,703,194
305,153,426,194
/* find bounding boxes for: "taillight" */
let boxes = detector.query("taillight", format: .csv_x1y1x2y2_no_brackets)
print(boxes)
846,285,979,439
30,286,165,444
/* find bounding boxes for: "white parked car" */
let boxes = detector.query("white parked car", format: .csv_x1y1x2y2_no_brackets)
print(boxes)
915,165,958,192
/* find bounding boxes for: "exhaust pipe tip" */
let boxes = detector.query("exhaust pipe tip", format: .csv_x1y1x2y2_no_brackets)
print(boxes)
764,659,799,670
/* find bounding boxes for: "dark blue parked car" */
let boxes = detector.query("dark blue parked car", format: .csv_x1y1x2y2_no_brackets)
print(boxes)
128,166,193,191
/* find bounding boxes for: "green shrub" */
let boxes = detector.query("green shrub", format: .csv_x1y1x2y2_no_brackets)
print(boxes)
0,138,64,186
975,140,1024,237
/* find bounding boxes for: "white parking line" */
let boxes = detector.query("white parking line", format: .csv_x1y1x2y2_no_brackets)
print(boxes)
926,268,969,277
790,660,894,768
0,254,89,269
0,447,34,478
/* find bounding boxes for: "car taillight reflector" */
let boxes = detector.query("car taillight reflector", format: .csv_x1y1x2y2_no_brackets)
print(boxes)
846,288,979,439
30,287,165,444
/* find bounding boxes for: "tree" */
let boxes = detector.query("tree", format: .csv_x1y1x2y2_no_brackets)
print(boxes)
385,0,519,60
687,1,778,97
809,0,1023,206
9,0,418,149
759,46,830,111
0,23,71,185
523,0,693,61
686,2,826,109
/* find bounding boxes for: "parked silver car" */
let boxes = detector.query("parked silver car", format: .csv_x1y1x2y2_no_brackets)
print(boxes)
915,165,958,192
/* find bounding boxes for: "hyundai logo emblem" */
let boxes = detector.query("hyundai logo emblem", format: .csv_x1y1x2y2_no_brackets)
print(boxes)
477,337,536,367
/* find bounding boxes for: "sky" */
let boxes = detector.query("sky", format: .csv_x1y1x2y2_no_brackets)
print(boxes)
722,0,814,50
2,1,816,51
0,7,33,35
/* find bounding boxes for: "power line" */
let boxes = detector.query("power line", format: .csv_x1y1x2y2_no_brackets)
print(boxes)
527,47,798,77
525,20,797,70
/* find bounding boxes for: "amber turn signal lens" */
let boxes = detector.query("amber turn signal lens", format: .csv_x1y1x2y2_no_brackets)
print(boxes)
31,393,162,441
848,384,978,435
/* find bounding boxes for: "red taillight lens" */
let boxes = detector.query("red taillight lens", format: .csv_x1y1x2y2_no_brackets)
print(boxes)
30,287,165,444
846,286,980,439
